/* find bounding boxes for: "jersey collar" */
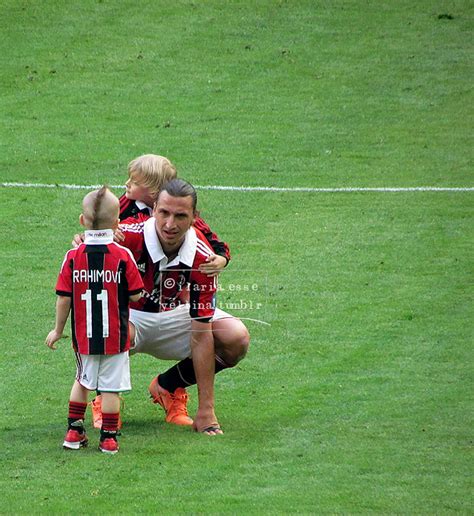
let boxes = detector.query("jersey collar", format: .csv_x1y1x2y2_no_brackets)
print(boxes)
84,229,114,245
135,200,152,214
143,217,197,268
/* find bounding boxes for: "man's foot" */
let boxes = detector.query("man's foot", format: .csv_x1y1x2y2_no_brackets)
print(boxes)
193,422,224,436
148,376,193,426
99,437,119,454
90,395,123,430
63,428,88,450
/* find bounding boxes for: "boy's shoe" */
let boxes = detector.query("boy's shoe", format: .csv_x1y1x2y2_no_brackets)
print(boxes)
63,428,88,450
90,395,123,430
99,437,119,454
148,376,193,426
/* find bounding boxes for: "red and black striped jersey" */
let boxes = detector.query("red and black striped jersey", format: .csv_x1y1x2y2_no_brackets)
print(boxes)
119,196,152,221
55,229,144,355
120,218,217,322
119,194,231,263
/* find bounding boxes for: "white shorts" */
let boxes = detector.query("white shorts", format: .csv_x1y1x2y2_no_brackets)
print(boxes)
129,305,234,360
75,351,131,392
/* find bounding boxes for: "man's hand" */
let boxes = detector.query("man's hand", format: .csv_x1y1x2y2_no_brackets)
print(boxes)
198,254,227,277
45,329,62,350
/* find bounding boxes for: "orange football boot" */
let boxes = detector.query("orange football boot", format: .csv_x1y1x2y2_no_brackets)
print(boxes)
148,376,193,426
90,395,123,430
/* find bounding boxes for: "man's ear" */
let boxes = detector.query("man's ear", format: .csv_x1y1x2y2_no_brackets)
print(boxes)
79,213,85,227
111,218,120,231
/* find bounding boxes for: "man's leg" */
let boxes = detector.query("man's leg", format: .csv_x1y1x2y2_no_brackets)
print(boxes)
157,316,250,392
129,308,195,426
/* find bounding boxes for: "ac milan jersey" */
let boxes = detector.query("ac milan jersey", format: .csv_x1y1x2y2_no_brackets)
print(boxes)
55,229,144,355
119,196,152,221
119,194,231,262
120,218,217,322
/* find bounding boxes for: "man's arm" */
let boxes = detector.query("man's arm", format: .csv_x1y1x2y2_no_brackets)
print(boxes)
193,217,231,264
190,320,222,434
45,295,71,350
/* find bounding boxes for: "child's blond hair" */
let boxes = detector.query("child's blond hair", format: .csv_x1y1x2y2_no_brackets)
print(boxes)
128,154,177,199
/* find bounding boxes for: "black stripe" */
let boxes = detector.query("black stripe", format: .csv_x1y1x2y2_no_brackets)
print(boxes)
56,290,72,297
117,260,129,352
87,251,105,354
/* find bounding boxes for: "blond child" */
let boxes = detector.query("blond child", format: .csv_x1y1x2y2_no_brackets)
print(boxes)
119,154,230,275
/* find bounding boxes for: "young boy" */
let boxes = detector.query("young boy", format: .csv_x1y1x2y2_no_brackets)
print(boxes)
46,186,144,454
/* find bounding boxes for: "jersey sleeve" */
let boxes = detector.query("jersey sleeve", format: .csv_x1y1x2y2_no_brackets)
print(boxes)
119,221,146,261
193,216,231,264
125,251,145,295
189,268,217,322
55,250,74,296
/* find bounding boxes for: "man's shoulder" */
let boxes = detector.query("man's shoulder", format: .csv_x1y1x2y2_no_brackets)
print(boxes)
194,228,213,255
120,218,146,233
191,229,214,268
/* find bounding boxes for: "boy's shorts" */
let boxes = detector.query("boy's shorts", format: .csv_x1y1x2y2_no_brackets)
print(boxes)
129,304,234,360
75,351,131,392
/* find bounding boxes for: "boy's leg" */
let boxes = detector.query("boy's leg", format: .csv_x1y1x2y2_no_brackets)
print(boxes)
63,380,89,450
99,392,120,454
96,353,130,454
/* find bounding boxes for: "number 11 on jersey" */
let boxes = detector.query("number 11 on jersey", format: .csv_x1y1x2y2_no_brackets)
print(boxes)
81,289,109,338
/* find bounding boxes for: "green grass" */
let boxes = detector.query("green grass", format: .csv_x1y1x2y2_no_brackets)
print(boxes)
1,1,473,514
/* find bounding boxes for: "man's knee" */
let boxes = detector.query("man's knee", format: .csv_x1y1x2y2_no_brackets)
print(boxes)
215,322,250,367
234,325,250,362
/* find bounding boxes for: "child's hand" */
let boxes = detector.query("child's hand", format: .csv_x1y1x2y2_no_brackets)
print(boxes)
45,330,62,350
198,255,227,277
114,227,125,242
71,233,84,248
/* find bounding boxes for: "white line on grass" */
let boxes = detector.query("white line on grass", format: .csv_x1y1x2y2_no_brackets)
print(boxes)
1,182,473,193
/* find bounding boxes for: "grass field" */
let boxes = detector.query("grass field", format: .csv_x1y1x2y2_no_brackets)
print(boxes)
1,1,473,514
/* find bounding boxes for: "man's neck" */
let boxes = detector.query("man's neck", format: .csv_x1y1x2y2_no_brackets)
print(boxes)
161,242,182,260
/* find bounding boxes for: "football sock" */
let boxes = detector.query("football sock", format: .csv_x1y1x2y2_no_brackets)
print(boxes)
101,412,119,441
158,355,231,392
68,401,87,429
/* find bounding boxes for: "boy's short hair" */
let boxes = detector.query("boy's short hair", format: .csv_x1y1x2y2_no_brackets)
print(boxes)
128,154,177,197
83,185,119,229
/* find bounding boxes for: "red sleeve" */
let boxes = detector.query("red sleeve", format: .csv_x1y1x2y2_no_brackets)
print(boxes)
125,252,144,295
189,267,217,322
119,222,146,261
193,216,231,263
55,249,75,296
